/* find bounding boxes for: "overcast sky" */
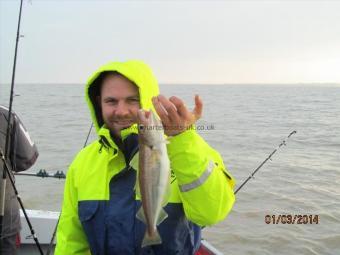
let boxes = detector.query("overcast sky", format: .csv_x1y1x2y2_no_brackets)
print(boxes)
1,0,340,84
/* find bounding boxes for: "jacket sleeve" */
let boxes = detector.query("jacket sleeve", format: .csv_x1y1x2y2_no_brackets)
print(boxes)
167,129,236,226
55,161,91,255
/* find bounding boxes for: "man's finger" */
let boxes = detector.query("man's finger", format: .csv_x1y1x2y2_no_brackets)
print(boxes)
193,95,203,121
169,96,190,118
157,95,179,121
152,96,170,124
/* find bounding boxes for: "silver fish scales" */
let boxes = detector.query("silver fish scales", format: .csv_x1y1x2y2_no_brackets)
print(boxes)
136,109,171,247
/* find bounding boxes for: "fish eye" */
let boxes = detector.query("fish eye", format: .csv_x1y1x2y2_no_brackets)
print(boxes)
138,124,144,131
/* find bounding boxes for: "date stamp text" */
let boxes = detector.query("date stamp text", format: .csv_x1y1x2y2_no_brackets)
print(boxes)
265,214,319,224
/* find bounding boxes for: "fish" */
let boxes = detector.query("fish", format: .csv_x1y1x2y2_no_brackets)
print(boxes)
136,109,171,247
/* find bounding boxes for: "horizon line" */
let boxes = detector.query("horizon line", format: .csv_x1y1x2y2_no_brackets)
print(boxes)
1,82,340,86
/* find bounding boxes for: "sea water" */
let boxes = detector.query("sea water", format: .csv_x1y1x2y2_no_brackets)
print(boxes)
0,83,339,255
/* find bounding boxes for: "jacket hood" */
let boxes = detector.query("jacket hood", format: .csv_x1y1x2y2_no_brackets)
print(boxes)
85,60,159,134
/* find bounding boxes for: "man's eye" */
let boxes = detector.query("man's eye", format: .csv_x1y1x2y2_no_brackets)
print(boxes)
105,100,117,105
128,98,139,103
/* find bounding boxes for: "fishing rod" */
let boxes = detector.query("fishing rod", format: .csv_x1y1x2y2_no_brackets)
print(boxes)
46,122,94,255
0,0,44,254
1,0,23,244
0,0,26,232
200,130,296,237
0,149,44,254
234,130,297,194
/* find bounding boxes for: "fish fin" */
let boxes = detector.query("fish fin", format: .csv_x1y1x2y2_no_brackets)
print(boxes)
130,152,140,195
156,208,168,225
129,152,139,171
161,180,171,207
150,149,161,164
142,229,162,247
134,179,141,198
136,207,146,224
161,167,171,207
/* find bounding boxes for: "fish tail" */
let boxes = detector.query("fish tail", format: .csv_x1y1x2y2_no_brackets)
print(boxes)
141,228,162,247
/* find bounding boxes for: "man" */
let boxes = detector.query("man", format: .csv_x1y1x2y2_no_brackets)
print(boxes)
0,105,39,254
55,60,235,254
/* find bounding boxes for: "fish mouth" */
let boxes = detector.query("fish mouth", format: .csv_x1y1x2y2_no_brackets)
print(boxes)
137,110,154,127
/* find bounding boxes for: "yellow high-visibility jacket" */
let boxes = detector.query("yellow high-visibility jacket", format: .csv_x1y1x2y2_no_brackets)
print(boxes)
55,60,235,255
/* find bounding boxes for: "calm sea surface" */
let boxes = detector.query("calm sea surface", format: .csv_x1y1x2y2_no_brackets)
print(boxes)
1,84,339,254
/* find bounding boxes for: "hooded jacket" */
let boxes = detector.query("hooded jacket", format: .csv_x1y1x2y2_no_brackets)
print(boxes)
55,60,235,255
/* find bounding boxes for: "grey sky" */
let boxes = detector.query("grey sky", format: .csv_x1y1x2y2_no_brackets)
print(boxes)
1,0,340,84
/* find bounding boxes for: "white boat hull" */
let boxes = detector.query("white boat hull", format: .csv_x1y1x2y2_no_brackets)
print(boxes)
19,209,59,254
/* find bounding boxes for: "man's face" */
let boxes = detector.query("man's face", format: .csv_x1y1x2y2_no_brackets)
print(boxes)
100,74,140,137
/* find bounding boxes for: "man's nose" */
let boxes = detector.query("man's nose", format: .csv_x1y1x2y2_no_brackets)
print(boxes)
114,101,129,116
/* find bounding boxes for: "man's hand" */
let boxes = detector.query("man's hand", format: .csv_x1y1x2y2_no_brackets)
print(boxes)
152,94,203,136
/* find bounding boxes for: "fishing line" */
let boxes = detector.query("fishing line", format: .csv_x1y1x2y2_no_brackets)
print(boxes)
83,122,94,148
